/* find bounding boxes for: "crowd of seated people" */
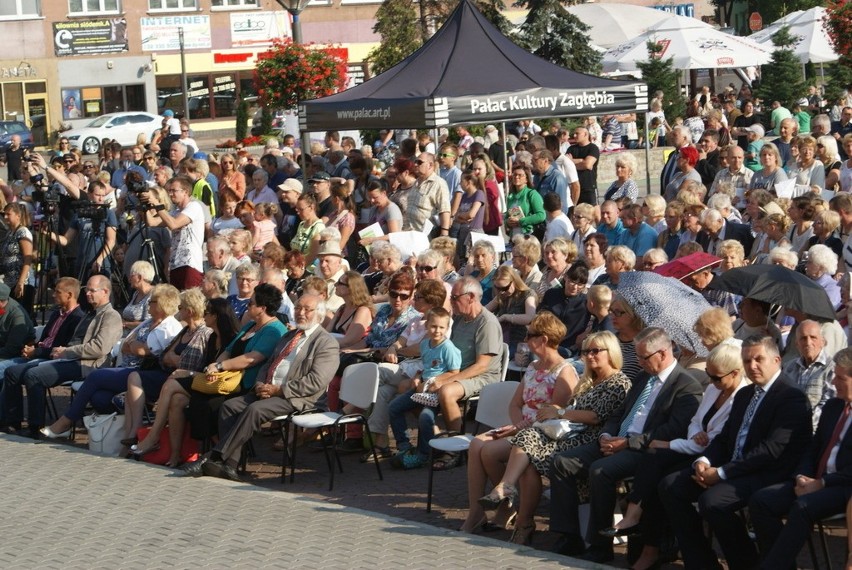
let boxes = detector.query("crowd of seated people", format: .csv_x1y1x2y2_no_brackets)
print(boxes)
1,112,852,569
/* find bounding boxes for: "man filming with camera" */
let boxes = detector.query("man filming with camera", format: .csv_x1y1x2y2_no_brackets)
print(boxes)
140,175,205,289
44,180,118,283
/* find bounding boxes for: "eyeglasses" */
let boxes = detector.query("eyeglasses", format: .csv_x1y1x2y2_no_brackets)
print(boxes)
85,287,104,293
511,173,526,178
414,160,425,166
610,308,626,317
524,332,542,340
389,291,411,300
494,283,512,292
707,369,736,383
181,130,189,133
439,153,455,158
335,280,348,287
637,348,665,362
59,141,69,145
295,306,317,313
450,292,471,302
415,265,435,273
580,347,608,357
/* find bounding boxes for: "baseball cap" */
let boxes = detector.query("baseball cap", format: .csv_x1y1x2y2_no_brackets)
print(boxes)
309,171,331,182
278,179,303,194
745,124,765,138
163,109,174,117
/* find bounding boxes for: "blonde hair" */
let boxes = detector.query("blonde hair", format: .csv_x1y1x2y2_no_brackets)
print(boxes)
575,331,623,396
693,308,735,349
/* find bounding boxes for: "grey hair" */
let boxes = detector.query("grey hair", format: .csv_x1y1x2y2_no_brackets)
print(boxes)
807,244,838,276
634,327,673,353
707,193,732,211
130,260,155,283
252,169,269,182
203,269,230,296
700,208,724,225
614,153,638,174
207,235,230,255
769,246,798,268
471,239,497,258
235,262,261,280
417,249,444,269
456,276,483,300
833,346,852,369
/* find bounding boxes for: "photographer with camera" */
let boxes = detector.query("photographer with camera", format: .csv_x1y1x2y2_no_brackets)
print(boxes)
45,180,117,283
110,147,147,191
141,175,205,289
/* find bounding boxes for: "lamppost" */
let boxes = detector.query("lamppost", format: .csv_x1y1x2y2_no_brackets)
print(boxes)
277,0,312,174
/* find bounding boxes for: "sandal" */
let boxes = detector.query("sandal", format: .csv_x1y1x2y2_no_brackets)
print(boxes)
359,446,392,463
509,522,536,546
432,453,463,471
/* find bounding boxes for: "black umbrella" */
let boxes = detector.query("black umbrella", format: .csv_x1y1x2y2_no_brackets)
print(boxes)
708,264,836,322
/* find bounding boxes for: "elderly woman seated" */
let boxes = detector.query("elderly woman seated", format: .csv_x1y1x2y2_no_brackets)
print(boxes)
537,237,577,299
463,240,498,305
716,239,746,274
509,234,543,293
42,284,183,438
593,245,636,290
123,260,156,330
228,263,260,322
368,242,404,302
805,244,841,309
201,269,230,300
641,248,668,272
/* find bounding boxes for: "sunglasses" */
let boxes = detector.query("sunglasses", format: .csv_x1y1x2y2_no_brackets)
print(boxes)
580,347,608,357
415,265,435,273
638,348,665,362
524,332,542,340
439,153,455,158
494,283,512,292
707,370,736,383
388,291,411,300
335,280,348,287
414,160,426,166
610,308,626,317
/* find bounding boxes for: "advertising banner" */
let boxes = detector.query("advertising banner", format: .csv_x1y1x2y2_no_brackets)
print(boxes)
141,15,211,51
230,11,291,47
53,19,129,56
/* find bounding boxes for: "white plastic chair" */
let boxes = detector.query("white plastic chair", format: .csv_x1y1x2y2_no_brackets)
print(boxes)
460,343,510,424
287,362,383,490
426,380,519,512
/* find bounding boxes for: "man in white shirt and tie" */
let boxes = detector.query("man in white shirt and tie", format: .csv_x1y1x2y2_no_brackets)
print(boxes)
549,328,703,562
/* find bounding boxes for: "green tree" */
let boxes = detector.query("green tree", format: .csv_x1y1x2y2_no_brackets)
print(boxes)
636,41,685,122
513,0,601,74
823,0,852,106
754,26,806,107
366,0,422,75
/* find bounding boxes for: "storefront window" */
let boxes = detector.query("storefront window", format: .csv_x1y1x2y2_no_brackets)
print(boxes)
63,84,146,119
3,83,24,121
157,71,255,121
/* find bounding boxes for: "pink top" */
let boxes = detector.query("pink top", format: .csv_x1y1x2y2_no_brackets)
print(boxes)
520,361,570,423
252,219,277,251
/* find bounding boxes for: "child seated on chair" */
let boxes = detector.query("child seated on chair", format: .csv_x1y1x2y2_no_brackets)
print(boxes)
386,307,461,470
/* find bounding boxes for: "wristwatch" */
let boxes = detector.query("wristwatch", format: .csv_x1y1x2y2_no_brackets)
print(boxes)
557,408,566,418
216,362,224,372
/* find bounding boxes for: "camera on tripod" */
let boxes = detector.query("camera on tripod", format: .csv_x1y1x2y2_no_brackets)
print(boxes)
124,171,156,212
32,177,62,210
70,200,109,221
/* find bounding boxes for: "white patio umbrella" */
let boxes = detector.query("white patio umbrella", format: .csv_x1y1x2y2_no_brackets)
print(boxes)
565,4,671,50
749,7,839,64
602,14,774,73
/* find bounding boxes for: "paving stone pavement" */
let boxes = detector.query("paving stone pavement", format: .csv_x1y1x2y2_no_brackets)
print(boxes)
0,435,608,569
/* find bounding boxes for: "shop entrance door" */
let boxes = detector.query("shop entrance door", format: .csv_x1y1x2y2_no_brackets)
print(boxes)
25,95,48,147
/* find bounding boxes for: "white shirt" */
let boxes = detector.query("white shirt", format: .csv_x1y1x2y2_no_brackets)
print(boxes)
626,358,678,436
270,324,320,386
169,199,206,273
545,214,573,243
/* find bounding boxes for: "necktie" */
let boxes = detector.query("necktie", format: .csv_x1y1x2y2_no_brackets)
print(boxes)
263,330,304,384
618,375,658,437
816,403,851,478
733,386,764,460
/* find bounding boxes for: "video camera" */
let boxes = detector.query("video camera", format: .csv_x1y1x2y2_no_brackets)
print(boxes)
70,200,109,222
124,171,157,213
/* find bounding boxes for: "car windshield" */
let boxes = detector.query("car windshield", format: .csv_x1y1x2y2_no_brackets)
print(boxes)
87,116,113,128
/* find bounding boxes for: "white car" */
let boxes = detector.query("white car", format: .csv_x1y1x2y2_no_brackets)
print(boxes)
64,112,163,155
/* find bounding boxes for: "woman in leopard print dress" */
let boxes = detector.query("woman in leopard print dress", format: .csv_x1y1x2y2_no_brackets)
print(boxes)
479,331,631,544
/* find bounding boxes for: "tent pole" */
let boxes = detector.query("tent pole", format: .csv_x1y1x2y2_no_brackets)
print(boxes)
644,111,652,194
301,132,310,177
499,122,509,245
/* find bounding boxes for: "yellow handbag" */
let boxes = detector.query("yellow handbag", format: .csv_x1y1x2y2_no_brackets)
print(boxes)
190,369,244,395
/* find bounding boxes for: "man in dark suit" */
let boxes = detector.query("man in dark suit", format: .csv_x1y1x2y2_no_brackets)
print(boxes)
182,293,340,481
660,126,692,196
697,208,754,256
749,347,852,570
660,335,813,570
550,327,703,562
695,129,721,187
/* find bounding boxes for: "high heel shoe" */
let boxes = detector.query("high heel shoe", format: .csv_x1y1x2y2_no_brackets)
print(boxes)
509,522,536,546
458,515,487,534
599,523,642,538
39,426,71,439
130,442,161,457
478,483,518,510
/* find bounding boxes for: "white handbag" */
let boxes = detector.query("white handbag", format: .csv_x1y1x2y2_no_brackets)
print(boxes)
83,413,125,457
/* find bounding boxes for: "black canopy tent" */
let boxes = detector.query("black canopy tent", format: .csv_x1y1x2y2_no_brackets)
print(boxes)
298,0,649,131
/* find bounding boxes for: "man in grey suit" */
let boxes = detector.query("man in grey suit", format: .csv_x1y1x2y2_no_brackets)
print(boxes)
550,327,703,562
4,275,122,439
184,293,340,481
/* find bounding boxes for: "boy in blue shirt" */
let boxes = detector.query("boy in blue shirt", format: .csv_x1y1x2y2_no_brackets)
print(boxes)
388,308,461,469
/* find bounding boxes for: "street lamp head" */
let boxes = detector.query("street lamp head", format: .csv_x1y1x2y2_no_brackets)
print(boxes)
277,0,311,15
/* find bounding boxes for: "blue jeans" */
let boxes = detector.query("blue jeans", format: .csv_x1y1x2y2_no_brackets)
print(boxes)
387,389,437,457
